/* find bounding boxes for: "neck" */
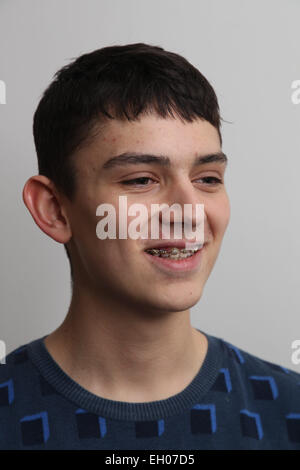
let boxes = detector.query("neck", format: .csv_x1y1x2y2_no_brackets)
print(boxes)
44,284,208,403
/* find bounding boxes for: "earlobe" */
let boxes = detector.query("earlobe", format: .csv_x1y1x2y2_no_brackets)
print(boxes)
22,175,72,244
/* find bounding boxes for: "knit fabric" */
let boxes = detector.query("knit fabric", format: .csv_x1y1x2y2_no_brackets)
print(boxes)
1,329,300,449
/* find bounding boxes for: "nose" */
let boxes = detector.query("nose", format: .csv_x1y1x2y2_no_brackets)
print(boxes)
157,176,207,242
162,175,204,217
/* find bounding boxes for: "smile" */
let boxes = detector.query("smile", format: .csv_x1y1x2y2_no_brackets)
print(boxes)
144,246,201,259
143,245,205,273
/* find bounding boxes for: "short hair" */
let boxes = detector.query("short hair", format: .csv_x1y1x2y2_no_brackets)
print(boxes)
32,42,224,280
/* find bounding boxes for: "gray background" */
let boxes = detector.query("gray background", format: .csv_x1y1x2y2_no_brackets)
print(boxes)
0,0,299,371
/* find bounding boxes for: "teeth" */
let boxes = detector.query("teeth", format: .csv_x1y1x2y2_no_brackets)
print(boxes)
145,246,201,259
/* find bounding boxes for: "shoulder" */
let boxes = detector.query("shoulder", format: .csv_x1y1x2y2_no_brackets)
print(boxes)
218,336,300,403
0,338,40,402
220,336,300,377
1,340,30,370
1,339,32,368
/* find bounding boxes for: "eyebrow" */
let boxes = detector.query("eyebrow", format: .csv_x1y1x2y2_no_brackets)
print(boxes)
102,151,228,169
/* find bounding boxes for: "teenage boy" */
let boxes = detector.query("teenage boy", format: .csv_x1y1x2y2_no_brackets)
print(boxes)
1,43,300,450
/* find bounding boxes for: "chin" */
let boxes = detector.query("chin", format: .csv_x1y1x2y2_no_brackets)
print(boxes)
144,288,203,313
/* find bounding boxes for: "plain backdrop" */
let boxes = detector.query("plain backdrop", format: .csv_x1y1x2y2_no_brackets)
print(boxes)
0,0,299,371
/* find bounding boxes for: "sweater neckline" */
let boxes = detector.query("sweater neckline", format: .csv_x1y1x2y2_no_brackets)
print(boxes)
27,328,224,421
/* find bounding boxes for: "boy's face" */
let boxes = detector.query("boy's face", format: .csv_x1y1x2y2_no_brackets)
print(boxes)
64,113,230,314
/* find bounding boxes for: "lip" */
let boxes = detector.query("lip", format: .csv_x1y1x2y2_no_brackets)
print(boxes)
143,245,205,274
143,239,205,250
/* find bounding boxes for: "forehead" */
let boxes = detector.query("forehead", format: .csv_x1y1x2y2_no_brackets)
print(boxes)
75,113,222,173
99,114,220,153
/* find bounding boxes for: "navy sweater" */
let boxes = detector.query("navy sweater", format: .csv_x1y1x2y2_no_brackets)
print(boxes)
1,329,300,450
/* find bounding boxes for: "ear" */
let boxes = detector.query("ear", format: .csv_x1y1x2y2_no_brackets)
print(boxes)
22,175,72,244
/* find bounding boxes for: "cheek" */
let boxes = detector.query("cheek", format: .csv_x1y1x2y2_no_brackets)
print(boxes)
114,201,152,240
207,197,231,237
219,196,230,227
73,207,98,245
223,196,231,229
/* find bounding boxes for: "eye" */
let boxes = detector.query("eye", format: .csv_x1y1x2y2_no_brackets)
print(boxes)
196,176,223,186
121,177,156,186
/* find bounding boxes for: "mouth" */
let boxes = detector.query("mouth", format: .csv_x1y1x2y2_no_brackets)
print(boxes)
143,243,205,273
144,245,203,260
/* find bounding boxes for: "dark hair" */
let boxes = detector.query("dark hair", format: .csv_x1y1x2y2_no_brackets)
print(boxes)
32,42,224,279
